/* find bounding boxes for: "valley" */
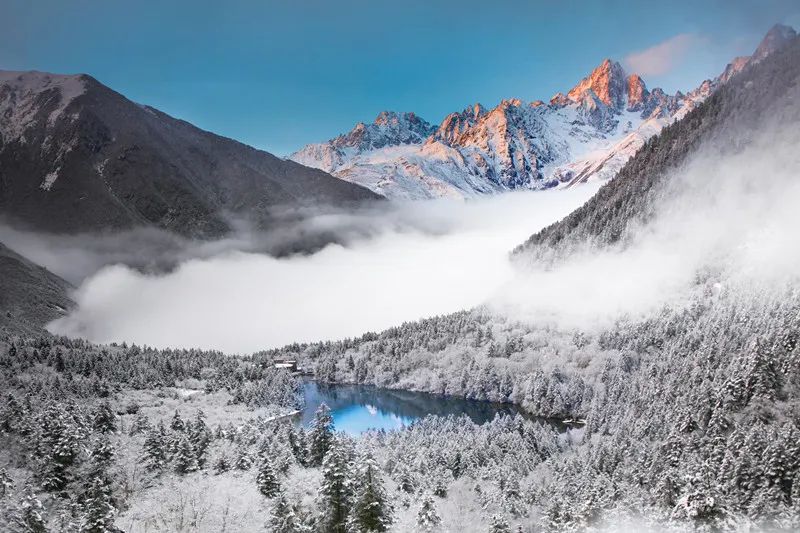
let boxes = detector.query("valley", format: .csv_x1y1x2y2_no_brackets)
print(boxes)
0,9,798,533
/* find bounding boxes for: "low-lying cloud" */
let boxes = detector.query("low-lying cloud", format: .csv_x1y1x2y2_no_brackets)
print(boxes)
492,121,800,328
41,113,800,354
47,186,599,353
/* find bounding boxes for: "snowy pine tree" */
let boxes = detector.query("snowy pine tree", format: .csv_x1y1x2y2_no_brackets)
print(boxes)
92,403,116,434
173,435,197,474
11,488,49,533
269,490,302,533
317,439,353,533
143,423,167,473
213,453,231,474
309,403,335,467
170,410,185,432
416,493,440,532
256,456,280,498
188,411,211,468
347,456,392,532
77,475,118,533
488,514,511,533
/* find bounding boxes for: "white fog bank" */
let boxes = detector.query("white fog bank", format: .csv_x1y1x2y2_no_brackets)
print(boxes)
48,186,600,353
492,121,800,328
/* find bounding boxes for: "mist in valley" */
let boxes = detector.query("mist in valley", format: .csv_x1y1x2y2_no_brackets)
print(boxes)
492,120,800,329
39,185,599,353
35,115,800,356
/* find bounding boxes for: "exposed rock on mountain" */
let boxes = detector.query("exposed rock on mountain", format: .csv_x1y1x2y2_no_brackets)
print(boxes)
751,23,797,62
513,30,800,262
0,71,379,237
290,26,791,200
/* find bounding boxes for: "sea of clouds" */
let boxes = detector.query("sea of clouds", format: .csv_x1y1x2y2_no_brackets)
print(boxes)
492,121,800,327
29,185,598,353
8,117,797,354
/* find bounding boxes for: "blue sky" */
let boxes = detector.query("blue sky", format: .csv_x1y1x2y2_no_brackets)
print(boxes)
2,0,798,155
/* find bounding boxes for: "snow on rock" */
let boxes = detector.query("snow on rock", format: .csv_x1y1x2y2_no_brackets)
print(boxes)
292,25,793,200
40,168,60,191
289,61,710,200
0,70,86,144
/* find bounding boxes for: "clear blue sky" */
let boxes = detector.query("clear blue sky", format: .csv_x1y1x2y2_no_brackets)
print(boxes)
2,0,798,155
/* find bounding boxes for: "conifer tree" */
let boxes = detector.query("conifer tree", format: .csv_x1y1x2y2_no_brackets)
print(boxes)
396,464,415,494
256,456,280,498
2,394,22,432
317,439,353,533
92,403,116,434
170,410,185,432
347,457,392,532
188,411,210,468
269,490,301,533
173,435,198,474
88,436,115,473
488,514,511,533
11,487,49,533
234,447,252,470
213,453,231,474
77,475,118,533
128,414,150,436
38,412,81,492
416,493,440,532
287,425,308,467
309,404,335,467
143,423,167,473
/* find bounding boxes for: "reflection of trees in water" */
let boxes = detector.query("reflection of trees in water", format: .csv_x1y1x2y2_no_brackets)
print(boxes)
297,381,555,430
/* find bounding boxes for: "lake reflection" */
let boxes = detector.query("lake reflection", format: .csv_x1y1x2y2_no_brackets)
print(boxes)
295,381,528,436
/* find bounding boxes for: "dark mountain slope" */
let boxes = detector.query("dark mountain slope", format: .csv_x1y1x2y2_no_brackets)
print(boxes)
513,33,800,261
0,71,380,237
0,241,72,335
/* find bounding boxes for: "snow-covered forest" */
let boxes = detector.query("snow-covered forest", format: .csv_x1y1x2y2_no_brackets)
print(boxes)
1,14,800,533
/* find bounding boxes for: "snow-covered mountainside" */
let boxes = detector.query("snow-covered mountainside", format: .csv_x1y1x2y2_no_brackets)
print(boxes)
290,24,795,200
0,70,379,237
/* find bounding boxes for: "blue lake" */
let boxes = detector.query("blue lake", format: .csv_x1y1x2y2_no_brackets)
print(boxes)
295,381,531,436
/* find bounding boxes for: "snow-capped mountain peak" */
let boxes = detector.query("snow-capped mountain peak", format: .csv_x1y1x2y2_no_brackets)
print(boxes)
0,70,87,143
333,110,435,151
289,25,796,199
566,59,628,110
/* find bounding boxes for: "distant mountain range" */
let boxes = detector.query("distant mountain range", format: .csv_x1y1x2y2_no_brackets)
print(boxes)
290,24,797,200
0,71,380,238
514,25,800,262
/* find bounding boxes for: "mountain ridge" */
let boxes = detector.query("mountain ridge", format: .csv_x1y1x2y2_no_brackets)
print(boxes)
512,28,800,262
290,25,792,200
0,240,73,336
0,70,380,237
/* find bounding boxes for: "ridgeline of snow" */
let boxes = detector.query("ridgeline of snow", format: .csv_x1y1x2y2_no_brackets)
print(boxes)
290,26,794,200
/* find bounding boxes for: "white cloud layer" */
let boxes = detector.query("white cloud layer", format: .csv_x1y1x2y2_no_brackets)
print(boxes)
43,115,800,355
47,186,599,353
624,33,700,77
492,120,800,329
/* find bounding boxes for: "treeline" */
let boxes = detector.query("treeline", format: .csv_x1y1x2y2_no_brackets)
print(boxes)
0,335,302,409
